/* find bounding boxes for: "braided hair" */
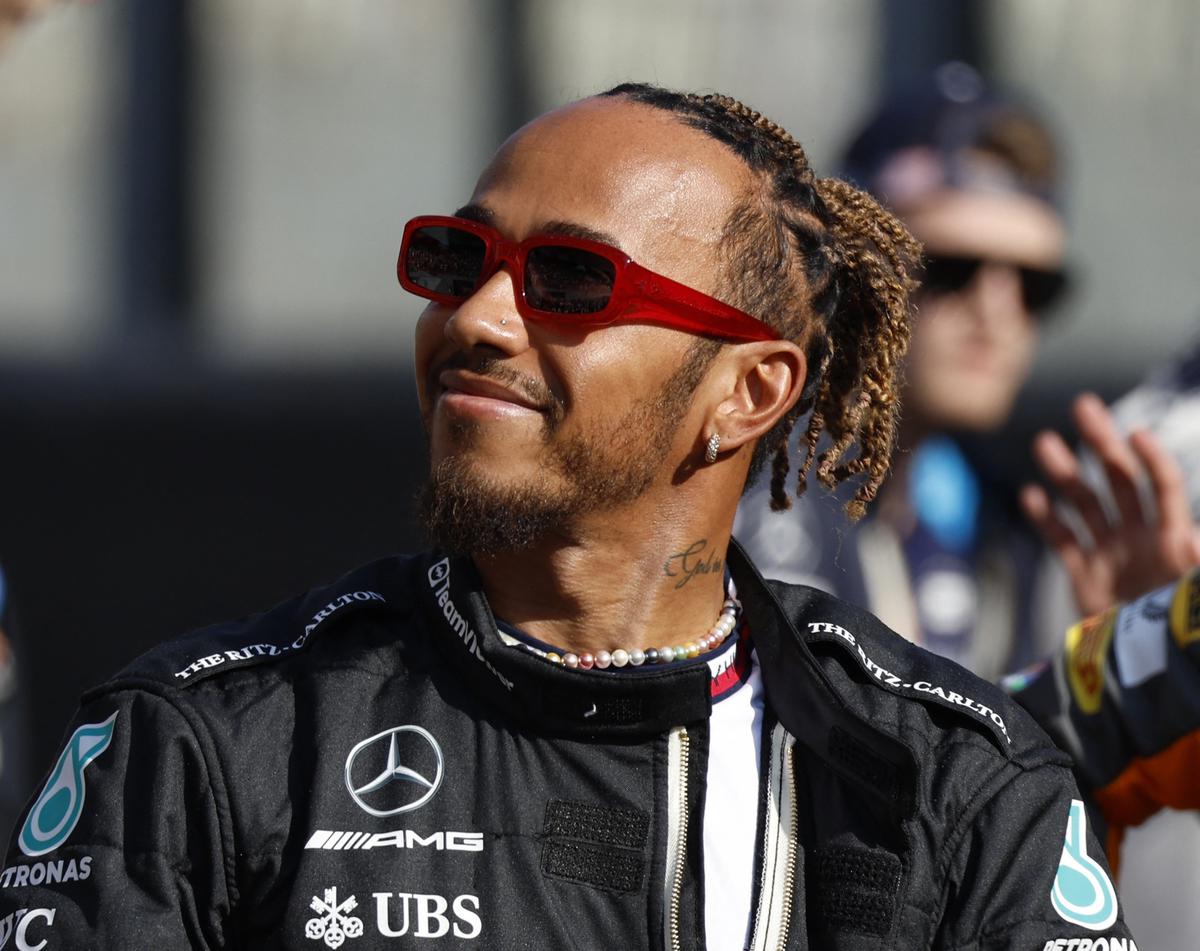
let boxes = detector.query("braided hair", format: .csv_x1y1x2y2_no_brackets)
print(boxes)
600,83,921,520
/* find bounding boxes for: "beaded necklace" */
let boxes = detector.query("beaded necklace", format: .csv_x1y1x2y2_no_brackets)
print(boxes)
507,587,742,671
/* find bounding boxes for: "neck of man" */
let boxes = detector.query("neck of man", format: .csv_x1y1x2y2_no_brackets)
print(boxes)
471,491,738,659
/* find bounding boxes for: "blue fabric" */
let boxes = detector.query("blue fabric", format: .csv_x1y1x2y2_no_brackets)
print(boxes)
909,437,981,554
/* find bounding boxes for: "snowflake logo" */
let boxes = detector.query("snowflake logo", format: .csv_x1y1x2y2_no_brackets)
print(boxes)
305,887,364,948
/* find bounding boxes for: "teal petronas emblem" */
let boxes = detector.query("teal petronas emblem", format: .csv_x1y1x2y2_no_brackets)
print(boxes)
18,712,118,858
1051,799,1119,931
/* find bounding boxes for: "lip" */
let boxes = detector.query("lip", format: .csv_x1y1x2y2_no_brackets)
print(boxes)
437,369,545,415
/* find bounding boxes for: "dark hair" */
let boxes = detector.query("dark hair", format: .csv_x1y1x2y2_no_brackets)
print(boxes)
601,83,921,518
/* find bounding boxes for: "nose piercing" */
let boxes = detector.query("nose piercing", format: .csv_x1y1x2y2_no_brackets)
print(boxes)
500,318,508,326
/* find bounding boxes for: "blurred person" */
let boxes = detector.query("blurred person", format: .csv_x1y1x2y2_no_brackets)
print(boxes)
1010,570,1200,873
1012,393,1200,865
0,85,1137,949
1020,373,1200,950
736,62,1070,681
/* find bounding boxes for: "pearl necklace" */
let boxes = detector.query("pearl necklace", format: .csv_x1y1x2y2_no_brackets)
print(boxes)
518,595,742,671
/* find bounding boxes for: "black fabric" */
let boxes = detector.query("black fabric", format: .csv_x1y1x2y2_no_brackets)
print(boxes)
827,726,901,801
542,841,645,893
542,800,650,850
539,799,650,893
0,546,1135,949
808,845,901,936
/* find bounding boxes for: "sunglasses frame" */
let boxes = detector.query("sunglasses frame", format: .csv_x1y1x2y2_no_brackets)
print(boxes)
398,215,781,343
919,252,1070,314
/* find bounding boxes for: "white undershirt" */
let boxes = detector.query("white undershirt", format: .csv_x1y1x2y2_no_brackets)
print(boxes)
703,651,765,950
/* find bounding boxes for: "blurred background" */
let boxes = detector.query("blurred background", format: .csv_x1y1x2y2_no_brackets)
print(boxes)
1,0,1199,939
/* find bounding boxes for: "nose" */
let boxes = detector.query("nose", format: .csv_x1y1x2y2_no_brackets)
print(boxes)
964,262,1031,335
442,267,529,354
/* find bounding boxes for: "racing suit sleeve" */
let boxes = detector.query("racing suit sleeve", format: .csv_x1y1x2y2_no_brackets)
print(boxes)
1005,570,1200,873
936,760,1136,950
0,686,232,949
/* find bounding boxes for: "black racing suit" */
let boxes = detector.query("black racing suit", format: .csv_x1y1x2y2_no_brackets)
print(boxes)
0,545,1136,949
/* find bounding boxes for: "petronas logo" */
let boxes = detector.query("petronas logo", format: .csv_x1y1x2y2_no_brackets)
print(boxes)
1051,799,1119,931
18,713,118,858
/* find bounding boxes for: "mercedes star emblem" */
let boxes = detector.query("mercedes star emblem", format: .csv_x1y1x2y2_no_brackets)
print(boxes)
343,725,444,817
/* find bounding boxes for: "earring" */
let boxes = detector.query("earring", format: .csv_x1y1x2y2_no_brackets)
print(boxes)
704,433,721,464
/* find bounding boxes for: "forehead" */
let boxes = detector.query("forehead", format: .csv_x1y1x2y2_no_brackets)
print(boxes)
901,189,1066,269
468,97,754,278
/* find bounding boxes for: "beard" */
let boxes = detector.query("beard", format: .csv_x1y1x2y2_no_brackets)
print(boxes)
418,339,720,555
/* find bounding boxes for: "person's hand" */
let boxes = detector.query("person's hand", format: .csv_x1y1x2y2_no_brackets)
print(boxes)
1020,391,1200,617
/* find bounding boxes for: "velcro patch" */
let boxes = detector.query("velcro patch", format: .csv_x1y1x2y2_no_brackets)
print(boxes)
808,844,902,936
542,841,645,893
540,800,649,894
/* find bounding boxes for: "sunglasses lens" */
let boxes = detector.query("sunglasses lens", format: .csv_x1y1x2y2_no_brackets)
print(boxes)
525,245,616,315
405,226,488,299
920,255,980,295
1020,267,1069,312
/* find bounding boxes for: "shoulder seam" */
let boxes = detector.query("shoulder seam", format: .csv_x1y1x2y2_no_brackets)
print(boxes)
90,680,241,925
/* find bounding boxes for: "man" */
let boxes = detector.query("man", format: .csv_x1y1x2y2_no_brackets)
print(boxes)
736,63,1070,681
0,85,1134,949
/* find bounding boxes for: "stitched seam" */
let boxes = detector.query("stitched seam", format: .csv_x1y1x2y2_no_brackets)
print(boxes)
88,683,239,925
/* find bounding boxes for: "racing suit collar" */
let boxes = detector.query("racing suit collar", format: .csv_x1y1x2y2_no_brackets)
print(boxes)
728,539,920,819
416,544,920,817
417,551,713,738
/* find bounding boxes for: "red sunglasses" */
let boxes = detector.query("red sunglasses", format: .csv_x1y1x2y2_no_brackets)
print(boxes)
397,215,780,343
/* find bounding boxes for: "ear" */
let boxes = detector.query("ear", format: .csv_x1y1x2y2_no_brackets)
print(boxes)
706,340,807,453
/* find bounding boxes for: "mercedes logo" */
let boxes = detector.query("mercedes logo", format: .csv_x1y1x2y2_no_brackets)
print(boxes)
343,725,444,817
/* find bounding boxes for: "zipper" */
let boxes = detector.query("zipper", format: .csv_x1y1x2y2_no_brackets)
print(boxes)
664,726,691,951
748,724,799,950
776,740,798,950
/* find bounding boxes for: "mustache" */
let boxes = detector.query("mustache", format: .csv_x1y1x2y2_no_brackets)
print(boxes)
428,352,563,421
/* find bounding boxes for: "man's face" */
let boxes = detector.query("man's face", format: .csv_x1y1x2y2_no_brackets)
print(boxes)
412,98,751,553
900,187,1065,433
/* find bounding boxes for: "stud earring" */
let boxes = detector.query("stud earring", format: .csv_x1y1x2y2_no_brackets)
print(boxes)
704,433,721,464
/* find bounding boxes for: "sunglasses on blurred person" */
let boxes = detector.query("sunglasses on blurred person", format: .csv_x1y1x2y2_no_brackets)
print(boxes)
919,252,1070,315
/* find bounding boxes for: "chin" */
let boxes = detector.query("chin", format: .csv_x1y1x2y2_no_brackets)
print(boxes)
913,384,1019,433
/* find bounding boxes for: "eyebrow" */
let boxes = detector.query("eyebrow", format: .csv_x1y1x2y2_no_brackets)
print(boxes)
453,204,624,251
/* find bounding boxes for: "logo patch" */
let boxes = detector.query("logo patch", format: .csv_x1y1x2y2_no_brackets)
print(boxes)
19,713,117,857
805,621,1010,742
1065,611,1116,715
0,907,56,951
1051,799,1118,931
305,887,363,948
344,725,444,817
1114,584,1173,687
1169,571,1200,649
1000,660,1048,694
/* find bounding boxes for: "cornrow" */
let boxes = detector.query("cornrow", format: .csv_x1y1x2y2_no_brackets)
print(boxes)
601,83,921,520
